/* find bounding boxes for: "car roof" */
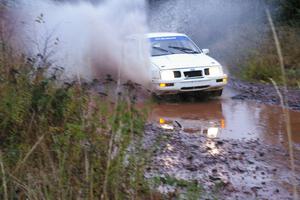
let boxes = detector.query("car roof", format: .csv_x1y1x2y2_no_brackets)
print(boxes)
147,32,188,38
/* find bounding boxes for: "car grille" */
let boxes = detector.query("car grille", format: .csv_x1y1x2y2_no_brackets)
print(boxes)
204,68,210,75
181,85,209,90
184,70,203,78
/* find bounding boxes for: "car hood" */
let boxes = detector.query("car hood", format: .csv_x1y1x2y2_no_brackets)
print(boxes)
151,54,220,70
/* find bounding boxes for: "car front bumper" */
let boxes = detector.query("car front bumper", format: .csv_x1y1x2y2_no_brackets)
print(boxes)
152,75,228,94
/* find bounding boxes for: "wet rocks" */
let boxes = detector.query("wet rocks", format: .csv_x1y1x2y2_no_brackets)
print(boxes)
209,175,222,181
229,78,300,111
259,152,264,157
246,159,255,165
144,123,298,200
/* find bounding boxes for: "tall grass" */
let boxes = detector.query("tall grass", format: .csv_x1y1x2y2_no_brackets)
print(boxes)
233,24,300,87
0,28,152,199
267,9,298,200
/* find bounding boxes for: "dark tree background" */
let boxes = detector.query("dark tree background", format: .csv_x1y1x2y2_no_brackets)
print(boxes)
279,0,300,25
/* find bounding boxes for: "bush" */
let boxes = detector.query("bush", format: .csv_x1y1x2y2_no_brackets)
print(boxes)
236,26,300,86
0,39,151,199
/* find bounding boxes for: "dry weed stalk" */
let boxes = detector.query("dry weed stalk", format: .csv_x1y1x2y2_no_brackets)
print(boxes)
266,9,298,199
0,152,8,200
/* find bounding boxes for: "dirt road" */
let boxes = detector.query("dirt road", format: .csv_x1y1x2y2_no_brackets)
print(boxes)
145,86,300,199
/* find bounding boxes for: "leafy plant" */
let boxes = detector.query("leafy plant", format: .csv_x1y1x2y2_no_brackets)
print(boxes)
151,176,203,200
236,26,300,86
0,37,151,200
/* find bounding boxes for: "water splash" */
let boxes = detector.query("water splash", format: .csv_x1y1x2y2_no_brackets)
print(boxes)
149,0,267,71
19,0,150,85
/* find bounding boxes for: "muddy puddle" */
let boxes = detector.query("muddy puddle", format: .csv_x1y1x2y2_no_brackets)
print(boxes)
150,88,300,151
146,87,300,199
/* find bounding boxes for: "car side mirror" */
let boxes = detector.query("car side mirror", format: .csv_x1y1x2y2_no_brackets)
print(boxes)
202,49,210,54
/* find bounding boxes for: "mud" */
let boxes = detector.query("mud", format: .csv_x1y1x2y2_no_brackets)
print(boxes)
229,78,300,111
143,124,300,200
145,84,300,199
94,77,300,199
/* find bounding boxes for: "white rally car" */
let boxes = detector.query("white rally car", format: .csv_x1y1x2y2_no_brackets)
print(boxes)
148,32,227,96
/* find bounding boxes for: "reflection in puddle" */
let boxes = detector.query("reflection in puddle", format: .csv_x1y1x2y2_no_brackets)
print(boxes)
160,123,174,130
205,140,220,155
159,118,174,130
150,98,300,150
157,102,225,139
206,127,220,139
148,94,300,198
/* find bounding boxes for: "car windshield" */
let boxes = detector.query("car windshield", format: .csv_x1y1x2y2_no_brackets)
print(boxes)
150,36,201,57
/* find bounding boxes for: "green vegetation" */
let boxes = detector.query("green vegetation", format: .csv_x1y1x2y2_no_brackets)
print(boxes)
234,1,300,86
269,0,300,26
150,175,226,200
151,176,203,200
0,0,299,199
0,32,152,199
237,27,300,86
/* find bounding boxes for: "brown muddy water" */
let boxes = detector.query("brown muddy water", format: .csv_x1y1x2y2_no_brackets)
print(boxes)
150,88,300,152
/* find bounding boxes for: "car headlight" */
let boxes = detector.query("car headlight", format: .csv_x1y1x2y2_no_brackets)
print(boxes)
160,70,174,80
209,66,221,76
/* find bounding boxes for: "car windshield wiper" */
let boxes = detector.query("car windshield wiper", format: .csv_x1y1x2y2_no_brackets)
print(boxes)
168,46,199,54
153,46,173,54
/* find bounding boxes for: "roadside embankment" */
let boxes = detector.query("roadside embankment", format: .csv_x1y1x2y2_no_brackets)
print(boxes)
229,78,300,111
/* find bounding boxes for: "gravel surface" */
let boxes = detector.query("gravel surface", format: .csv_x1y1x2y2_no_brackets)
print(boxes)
229,78,300,111
143,124,300,200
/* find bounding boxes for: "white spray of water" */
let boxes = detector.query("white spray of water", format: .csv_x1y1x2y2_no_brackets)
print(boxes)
19,0,150,85
149,0,267,72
